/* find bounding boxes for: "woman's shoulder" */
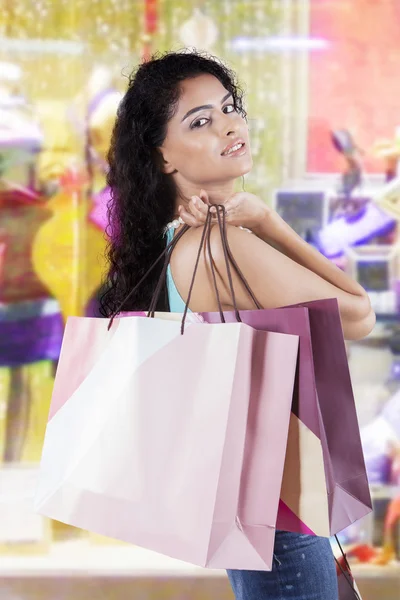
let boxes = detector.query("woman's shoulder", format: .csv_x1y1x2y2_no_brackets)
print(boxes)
173,223,263,265
168,224,261,311
209,222,271,265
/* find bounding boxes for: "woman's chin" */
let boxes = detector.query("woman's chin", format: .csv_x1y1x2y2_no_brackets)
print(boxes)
221,162,252,181
235,155,253,176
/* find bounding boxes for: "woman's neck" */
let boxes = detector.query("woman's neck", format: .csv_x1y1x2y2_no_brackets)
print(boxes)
174,180,236,214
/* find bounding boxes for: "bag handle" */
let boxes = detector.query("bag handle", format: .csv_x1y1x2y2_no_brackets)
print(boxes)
217,206,263,310
213,205,263,313
179,208,215,333
181,204,247,328
107,223,189,330
108,205,262,332
151,205,262,333
206,207,228,324
148,207,227,320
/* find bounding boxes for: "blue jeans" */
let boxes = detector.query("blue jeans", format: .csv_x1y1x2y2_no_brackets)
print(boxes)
227,531,338,600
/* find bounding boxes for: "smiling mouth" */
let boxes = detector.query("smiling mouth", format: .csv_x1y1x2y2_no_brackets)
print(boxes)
221,142,246,157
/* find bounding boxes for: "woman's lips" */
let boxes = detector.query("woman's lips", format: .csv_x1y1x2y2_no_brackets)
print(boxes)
221,141,246,157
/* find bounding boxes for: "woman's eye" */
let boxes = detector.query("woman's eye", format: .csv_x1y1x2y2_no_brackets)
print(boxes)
190,117,209,129
223,104,236,114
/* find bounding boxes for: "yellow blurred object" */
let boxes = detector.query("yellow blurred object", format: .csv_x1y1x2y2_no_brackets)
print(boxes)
51,520,88,542
37,100,81,187
373,139,400,160
0,368,11,463
90,532,130,546
0,362,55,466
373,176,400,221
19,361,55,464
31,189,107,320
371,541,396,566
372,128,400,186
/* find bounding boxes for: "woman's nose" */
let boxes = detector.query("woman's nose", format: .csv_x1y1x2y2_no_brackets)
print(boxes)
216,112,238,137
221,120,236,137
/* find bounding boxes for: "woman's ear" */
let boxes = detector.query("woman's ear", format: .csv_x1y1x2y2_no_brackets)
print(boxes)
158,148,176,175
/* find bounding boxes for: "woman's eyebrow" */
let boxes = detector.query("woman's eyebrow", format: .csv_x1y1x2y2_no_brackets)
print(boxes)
181,92,233,122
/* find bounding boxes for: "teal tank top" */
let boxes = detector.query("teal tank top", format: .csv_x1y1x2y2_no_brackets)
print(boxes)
165,228,190,314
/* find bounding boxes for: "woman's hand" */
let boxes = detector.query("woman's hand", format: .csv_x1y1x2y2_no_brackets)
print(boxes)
178,189,270,232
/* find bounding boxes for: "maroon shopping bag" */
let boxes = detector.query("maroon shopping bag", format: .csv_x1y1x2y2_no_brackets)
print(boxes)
335,538,363,599
200,298,372,537
337,562,362,599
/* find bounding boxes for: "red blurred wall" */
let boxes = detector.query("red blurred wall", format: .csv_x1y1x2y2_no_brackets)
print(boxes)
307,0,400,173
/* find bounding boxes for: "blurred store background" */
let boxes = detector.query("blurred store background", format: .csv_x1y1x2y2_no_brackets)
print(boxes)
0,0,400,598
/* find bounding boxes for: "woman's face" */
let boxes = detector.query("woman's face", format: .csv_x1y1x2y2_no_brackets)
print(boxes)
160,74,252,188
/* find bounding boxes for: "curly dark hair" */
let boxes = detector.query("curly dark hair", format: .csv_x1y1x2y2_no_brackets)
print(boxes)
99,50,246,317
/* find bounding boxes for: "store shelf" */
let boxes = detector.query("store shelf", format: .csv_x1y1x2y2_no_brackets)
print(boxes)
0,540,224,579
352,563,400,580
370,484,400,500
375,313,400,323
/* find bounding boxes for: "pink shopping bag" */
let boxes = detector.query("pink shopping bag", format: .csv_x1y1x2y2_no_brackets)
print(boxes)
35,314,299,571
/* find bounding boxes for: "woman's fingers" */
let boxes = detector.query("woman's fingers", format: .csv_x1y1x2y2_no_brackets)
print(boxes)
178,206,199,227
185,195,208,226
223,196,239,216
191,195,208,217
178,193,216,228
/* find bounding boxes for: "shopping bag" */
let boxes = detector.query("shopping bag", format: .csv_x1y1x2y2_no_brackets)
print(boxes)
35,314,299,570
200,298,372,537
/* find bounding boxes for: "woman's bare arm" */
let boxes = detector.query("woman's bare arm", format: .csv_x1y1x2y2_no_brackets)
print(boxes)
253,210,369,299
211,224,375,341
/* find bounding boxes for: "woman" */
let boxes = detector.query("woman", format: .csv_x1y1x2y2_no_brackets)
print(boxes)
101,50,375,599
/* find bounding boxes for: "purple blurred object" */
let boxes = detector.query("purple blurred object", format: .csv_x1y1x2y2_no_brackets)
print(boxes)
0,110,43,170
360,391,400,484
381,389,400,438
89,186,111,232
360,415,394,484
0,298,63,366
318,201,395,258
364,453,392,485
